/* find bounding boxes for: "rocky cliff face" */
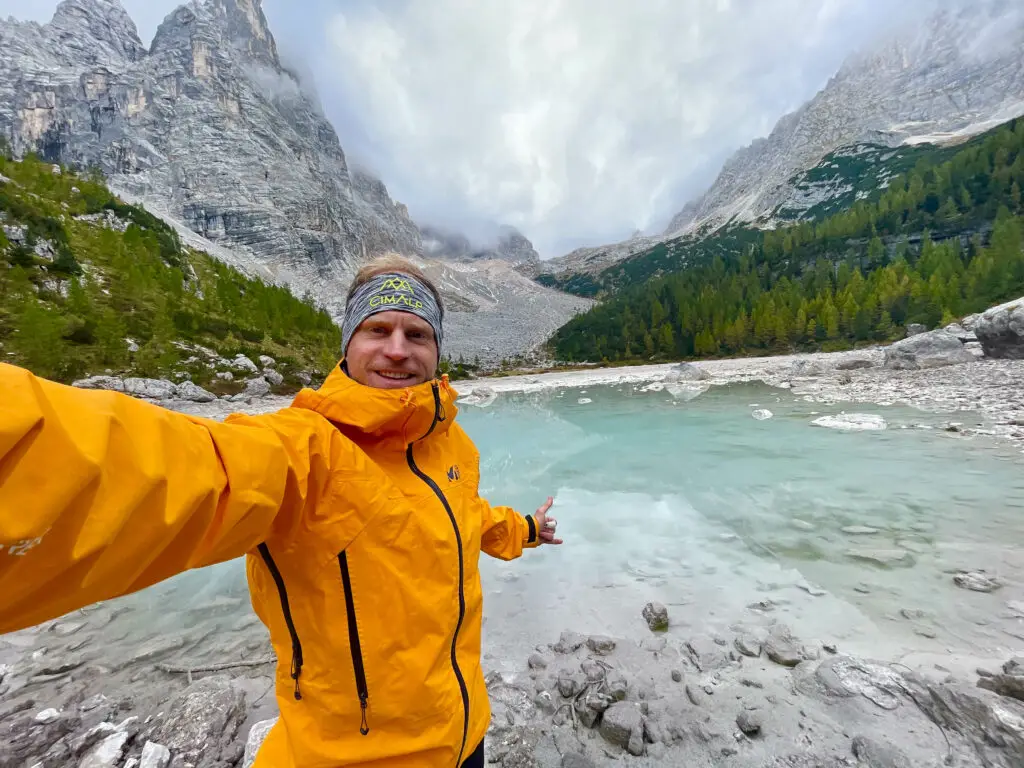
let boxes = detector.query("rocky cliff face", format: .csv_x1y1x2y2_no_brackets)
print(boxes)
664,2,1024,237
0,0,587,362
0,0,421,309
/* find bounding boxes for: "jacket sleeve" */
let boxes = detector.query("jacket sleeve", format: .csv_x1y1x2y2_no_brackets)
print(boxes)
477,495,541,561
0,363,343,634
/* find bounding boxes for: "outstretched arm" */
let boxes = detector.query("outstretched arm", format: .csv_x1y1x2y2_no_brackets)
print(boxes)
478,495,562,561
0,364,342,634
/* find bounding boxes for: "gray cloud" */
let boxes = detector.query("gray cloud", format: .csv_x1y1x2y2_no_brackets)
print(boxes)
292,0,948,256
6,0,999,259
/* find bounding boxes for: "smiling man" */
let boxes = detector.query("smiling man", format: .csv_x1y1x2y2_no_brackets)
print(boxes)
0,253,562,767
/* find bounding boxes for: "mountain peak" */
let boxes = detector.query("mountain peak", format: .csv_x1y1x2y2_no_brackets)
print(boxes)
49,0,145,62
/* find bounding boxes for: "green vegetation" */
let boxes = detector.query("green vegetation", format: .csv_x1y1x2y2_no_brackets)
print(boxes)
550,118,1024,363
0,152,341,387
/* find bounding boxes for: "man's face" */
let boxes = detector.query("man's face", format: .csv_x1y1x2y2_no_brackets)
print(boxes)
345,310,438,389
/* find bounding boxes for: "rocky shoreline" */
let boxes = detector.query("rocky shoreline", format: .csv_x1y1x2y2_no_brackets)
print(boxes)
4,601,1024,767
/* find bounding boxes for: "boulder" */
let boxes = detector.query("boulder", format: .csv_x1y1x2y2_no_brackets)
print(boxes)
139,741,171,768
244,377,272,397
553,631,585,654
79,732,129,768
72,375,126,392
641,602,669,632
736,709,762,736
258,355,277,368
586,636,616,655
151,675,246,767
598,702,642,750
175,381,217,403
764,625,803,667
232,354,260,374
978,674,1024,703
735,633,763,658
944,322,977,343
904,323,928,337
216,371,234,381
883,329,974,370
974,297,1024,359
907,675,1024,768
263,369,285,387
123,378,178,400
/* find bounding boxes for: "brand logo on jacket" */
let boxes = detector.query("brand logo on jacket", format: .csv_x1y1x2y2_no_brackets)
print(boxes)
447,465,461,482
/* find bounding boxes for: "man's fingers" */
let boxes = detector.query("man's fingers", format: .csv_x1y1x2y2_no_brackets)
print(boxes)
536,497,554,516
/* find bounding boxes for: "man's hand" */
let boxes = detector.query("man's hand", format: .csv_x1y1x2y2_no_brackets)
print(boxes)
533,497,563,545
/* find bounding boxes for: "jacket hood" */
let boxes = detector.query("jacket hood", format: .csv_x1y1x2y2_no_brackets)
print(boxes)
291,363,460,450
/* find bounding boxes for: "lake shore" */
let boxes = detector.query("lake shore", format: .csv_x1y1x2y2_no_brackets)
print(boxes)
455,348,1024,449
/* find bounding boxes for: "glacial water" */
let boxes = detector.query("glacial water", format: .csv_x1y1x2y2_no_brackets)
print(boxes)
8,381,1024,692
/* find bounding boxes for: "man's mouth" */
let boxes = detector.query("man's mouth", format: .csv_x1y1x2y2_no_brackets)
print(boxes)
374,370,415,381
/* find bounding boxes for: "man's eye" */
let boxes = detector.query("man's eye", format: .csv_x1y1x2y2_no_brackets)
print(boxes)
371,327,387,335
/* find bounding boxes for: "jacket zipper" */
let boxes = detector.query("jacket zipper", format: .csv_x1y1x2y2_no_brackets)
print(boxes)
338,551,370,735
406,382,469,765
257,543,304,700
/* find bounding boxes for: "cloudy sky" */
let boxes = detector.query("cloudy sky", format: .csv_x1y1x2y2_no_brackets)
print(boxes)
2,0,951,257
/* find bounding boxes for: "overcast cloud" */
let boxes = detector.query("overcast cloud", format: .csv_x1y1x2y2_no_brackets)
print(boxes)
3,0,954,256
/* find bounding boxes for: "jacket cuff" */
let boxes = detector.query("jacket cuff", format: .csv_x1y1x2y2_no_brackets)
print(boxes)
525,514,538,545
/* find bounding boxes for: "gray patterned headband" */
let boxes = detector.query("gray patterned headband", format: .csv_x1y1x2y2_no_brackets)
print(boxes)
341,272,444,359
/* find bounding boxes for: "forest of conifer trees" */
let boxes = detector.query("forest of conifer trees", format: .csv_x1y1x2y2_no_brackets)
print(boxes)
551,119,1024,363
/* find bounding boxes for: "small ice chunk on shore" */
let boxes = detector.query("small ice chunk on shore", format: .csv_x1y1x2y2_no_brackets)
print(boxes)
812,413,888,431
752,409,773,421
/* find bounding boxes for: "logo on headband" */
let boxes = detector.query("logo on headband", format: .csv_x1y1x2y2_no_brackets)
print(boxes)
379,277,414,293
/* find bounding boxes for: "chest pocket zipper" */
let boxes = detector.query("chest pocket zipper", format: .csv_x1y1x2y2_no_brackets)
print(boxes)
339,551,370,735
257,543,303,700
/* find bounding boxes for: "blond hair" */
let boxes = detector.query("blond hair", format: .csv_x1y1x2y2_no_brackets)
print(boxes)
347,253,444,317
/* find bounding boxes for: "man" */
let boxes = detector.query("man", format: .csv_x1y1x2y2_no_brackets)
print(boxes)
0,254,561,767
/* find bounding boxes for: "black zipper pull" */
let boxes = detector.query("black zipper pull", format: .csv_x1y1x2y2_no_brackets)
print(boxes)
291,653,303,700
359,692,369,735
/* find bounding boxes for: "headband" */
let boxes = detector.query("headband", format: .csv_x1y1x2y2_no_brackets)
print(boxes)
341,272,444,358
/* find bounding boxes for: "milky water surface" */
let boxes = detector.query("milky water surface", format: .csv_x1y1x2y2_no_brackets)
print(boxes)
8,382,1023,687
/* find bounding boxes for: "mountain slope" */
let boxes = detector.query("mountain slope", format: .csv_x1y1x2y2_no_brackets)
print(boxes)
0,151,341,385
665,2,1024,237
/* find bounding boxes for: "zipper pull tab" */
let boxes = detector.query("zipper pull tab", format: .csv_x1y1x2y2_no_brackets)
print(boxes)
291,655,303,700
359,692,369,735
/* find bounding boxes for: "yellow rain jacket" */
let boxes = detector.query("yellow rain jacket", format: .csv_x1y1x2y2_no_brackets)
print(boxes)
0,362,541,767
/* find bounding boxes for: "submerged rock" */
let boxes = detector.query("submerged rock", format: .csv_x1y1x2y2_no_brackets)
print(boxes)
665,362,711,382
151,675,246,767
954,570,1002,593
851,735,913,768
812,413,887,431
845,548,914,568
641,602,669,632
598,701,642,750
764,625,803,667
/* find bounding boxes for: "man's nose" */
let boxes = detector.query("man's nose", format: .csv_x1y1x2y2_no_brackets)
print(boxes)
382,330,409,359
